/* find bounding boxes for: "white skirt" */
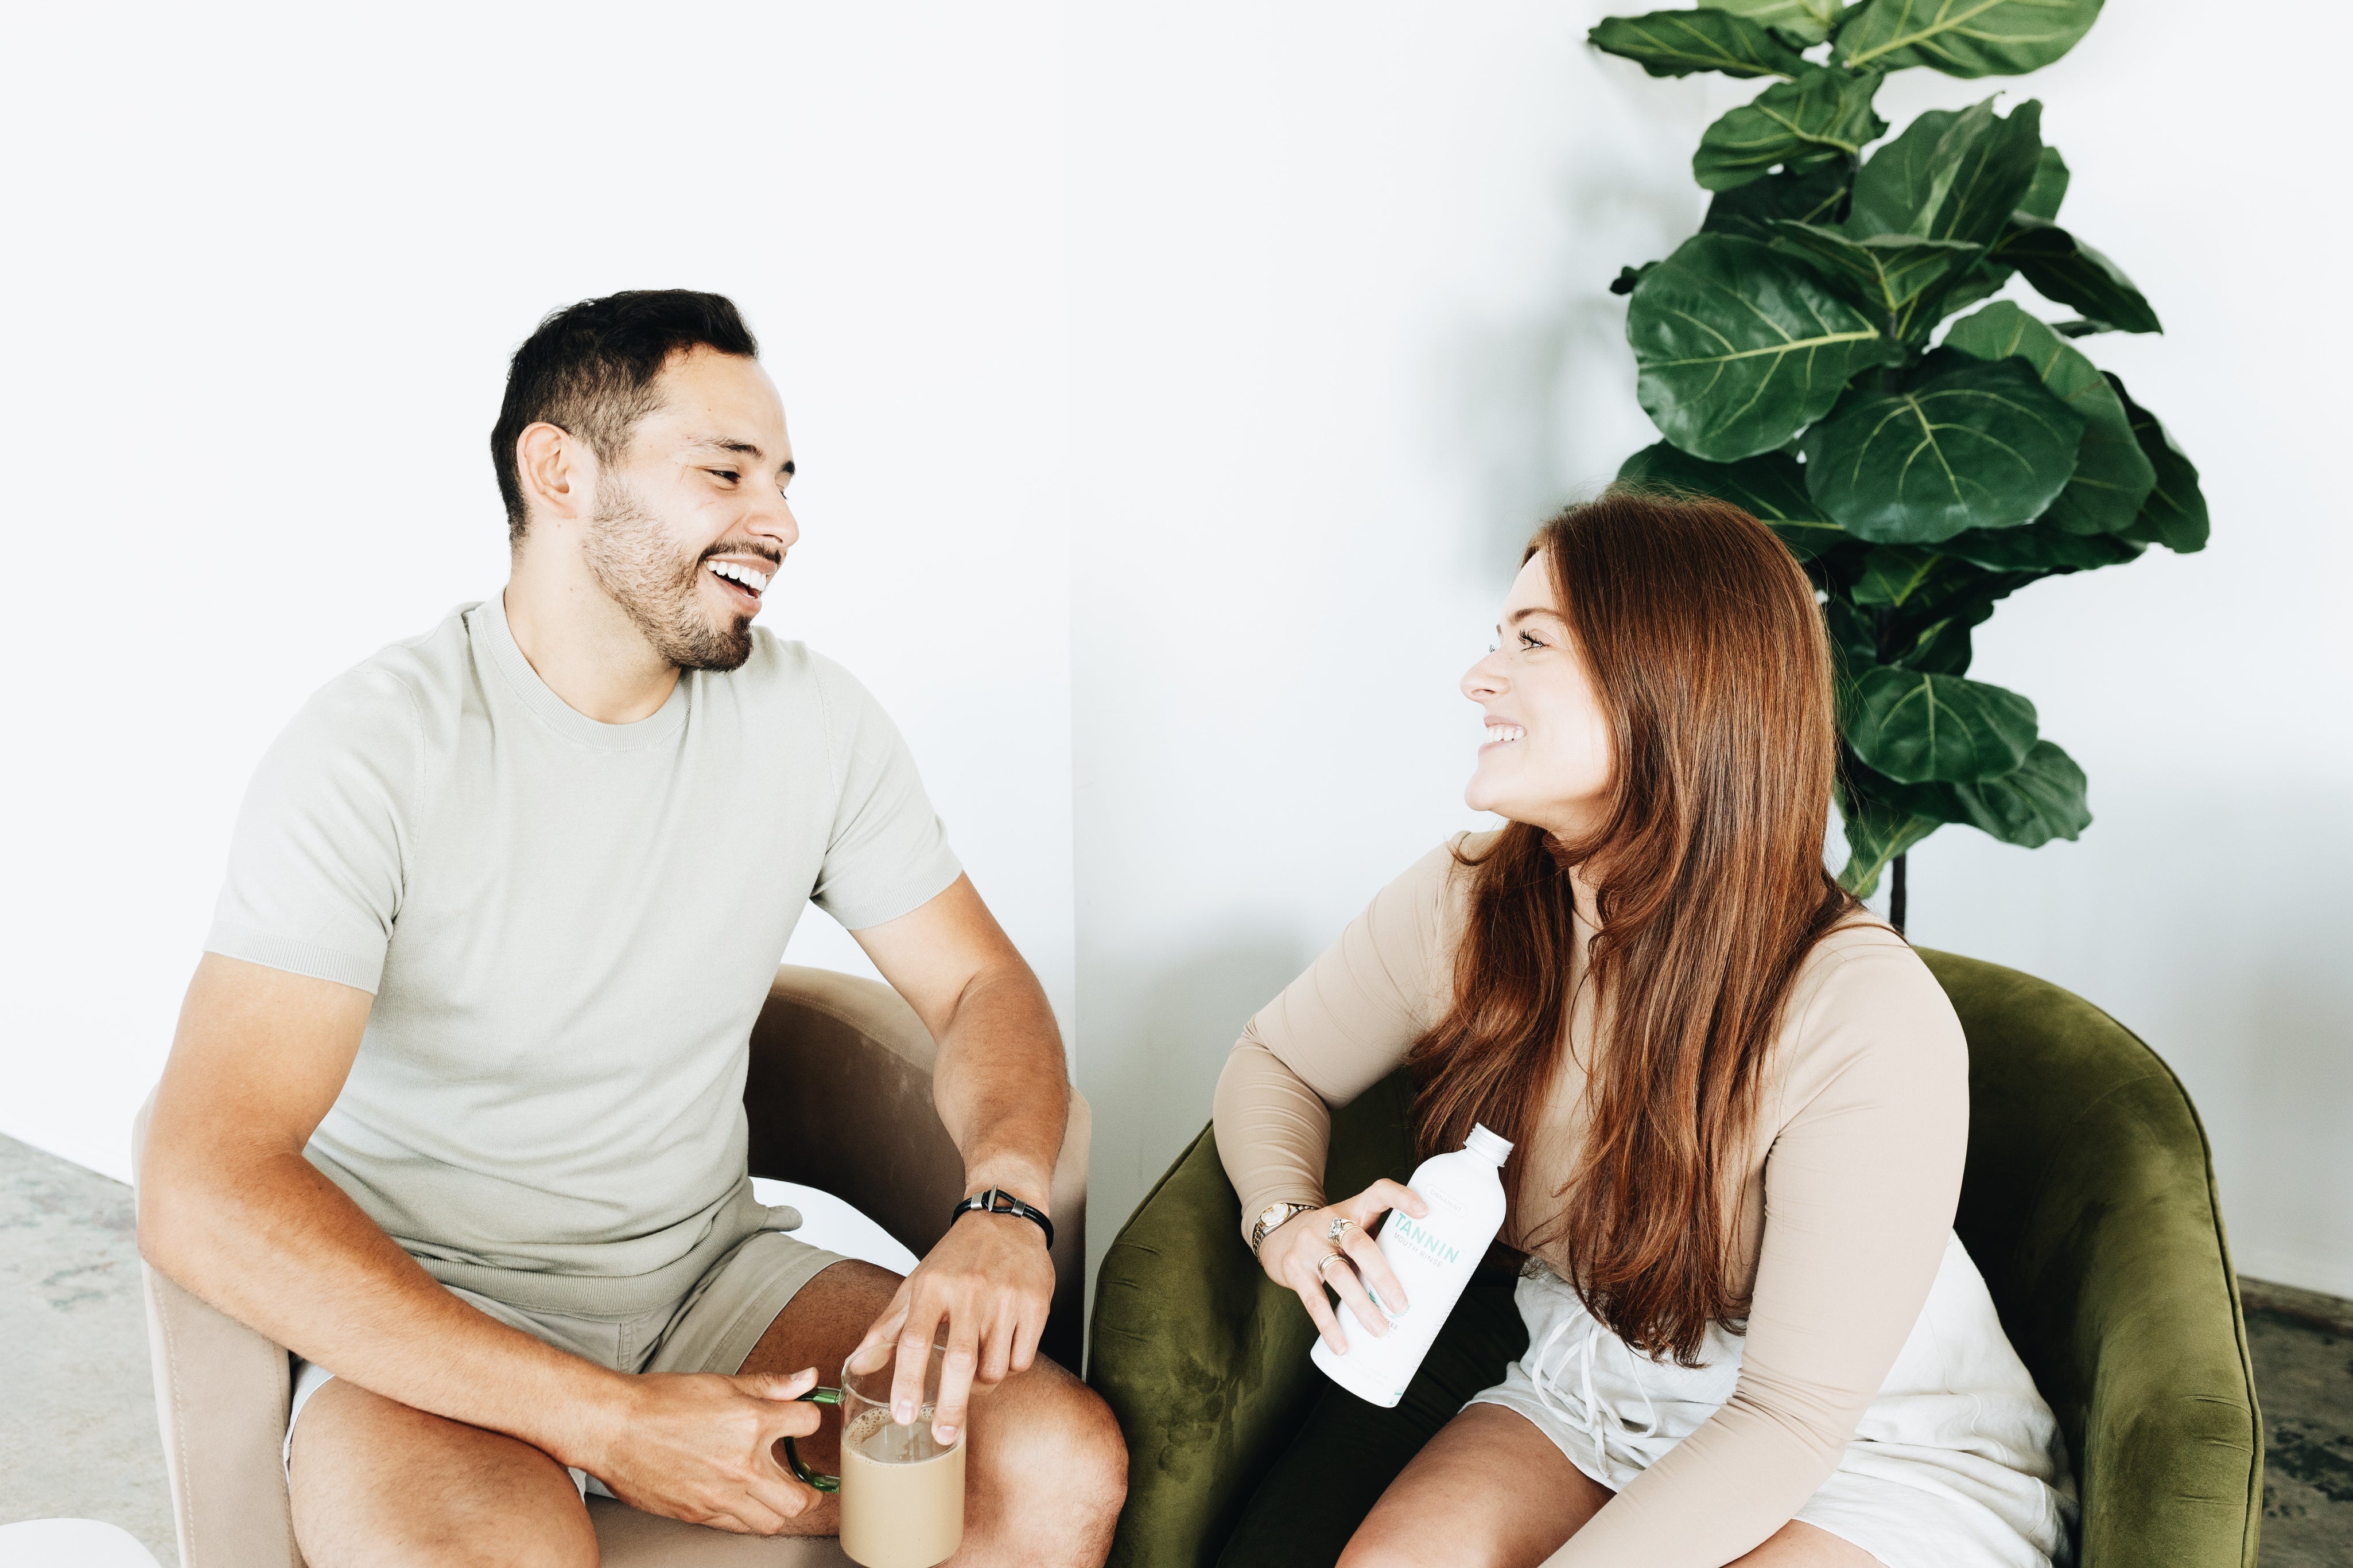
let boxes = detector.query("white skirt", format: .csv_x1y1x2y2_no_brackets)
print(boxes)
1467,1232,2077,1567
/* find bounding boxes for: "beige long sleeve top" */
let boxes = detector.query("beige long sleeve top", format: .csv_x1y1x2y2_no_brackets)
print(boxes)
1214,836,1970,1567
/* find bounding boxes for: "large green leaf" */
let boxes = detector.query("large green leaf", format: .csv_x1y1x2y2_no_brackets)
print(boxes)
1693,67,1890,193
1802,353,2084,543
1835,0,2104,79
2018,146,2069,221
1703,0,1847,46
1591,9,1810,77
1943,301,2154,534
1703,162,1854,243
1834,786,1942,897
1878,738,2091,847
2105,372,2211,553
1850,543,1964,606
1843,98,2043,248
1892,594,1998,675
1824,596,1881,675
1991,216,2161,333
1766,221,1983,328
1626,233,1899,461
1616,442,1850,562
1936,520,2141,570
1846,664,2038,782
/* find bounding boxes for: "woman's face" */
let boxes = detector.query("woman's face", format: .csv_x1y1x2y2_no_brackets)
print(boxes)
1461,551,1614,838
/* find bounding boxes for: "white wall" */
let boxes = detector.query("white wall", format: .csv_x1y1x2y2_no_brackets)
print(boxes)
1062,1,2353,1298
3,2,2346,1302
0,5,1075,1178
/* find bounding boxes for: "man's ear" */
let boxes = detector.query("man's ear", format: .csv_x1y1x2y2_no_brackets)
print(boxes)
515,422,595,528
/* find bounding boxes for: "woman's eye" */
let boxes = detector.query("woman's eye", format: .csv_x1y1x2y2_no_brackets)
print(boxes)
1519,631,1543,650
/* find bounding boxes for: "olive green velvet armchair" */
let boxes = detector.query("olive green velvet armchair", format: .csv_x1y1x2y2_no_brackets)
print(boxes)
1088,950,2263,1567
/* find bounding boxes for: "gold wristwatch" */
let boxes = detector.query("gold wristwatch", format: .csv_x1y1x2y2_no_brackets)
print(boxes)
1248,1200,1319,1255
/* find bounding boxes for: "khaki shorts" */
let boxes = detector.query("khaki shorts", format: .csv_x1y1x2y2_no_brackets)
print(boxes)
284,1229,850,1499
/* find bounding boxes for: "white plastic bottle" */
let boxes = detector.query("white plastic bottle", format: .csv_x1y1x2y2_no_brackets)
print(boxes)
1310,1123,1513,1408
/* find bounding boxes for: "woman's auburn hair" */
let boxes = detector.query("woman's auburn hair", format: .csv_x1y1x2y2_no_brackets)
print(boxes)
1405,488,1862,1365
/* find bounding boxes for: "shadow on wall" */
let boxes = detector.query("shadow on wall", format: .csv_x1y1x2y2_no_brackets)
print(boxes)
1430,87,1704,576
1085,932,1311,1263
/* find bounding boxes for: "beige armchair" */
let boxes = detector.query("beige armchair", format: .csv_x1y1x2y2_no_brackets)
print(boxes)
132,964,1091,1568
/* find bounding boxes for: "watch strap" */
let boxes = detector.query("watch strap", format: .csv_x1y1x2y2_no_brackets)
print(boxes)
953,1188,1054,1251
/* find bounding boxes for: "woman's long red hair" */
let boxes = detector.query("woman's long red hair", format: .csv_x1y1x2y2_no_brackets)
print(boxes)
1406,491,1860,1364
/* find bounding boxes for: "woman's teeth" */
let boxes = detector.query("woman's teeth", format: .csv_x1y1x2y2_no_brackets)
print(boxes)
708,560,769,594
1485,723,1525,745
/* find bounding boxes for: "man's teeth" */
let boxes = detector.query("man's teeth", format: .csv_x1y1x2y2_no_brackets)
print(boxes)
708,561,770,593
1486,724,1525,745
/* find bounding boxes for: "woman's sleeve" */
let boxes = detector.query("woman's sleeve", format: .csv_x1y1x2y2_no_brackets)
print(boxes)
1551,946,1970,1567
1213,841,1463,1243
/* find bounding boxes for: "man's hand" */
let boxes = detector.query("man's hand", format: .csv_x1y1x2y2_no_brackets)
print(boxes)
581,1365,830,1534
849,1207,1055,1447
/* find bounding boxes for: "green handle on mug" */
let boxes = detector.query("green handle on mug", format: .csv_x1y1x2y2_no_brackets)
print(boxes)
782,1385,845,1493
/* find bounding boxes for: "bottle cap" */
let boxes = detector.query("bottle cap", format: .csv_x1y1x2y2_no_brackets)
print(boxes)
1464,1123,1513,1166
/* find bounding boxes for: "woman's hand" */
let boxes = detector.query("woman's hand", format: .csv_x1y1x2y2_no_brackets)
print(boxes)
1257,1180,1429,1354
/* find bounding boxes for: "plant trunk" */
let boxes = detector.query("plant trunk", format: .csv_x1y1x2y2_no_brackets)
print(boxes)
1890,853,1908,936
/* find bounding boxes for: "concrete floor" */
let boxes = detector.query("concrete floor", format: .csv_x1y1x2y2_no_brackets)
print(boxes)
4,1129,2348,1567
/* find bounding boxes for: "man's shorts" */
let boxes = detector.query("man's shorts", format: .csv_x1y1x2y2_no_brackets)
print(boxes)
284,1229,851,1499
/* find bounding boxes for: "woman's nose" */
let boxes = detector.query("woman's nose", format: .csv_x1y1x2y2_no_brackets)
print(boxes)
1461,653,1506,702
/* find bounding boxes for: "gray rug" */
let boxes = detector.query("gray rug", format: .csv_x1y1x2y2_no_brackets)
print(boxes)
1,1133,175,1565
3,1129,2348,1567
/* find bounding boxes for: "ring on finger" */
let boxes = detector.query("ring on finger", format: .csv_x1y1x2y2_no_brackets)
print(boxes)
1327,1216,1360,1244
1314,1250,1350,1281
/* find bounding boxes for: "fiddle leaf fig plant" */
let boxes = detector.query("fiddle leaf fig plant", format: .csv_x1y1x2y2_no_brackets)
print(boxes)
1595,0,2208,906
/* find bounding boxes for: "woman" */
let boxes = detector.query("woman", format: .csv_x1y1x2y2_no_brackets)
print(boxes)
1214,494,2074,1567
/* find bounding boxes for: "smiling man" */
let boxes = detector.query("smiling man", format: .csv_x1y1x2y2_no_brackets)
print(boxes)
139,291,1125,1567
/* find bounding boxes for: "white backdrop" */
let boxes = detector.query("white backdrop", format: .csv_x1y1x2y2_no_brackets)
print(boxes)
0,6,1076,1175
2,3,2346,1301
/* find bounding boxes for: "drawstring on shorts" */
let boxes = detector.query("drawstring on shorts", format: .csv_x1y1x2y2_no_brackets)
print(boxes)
1527,1292,1659,1474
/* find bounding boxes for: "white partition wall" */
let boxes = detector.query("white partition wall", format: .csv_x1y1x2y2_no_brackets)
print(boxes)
1,2,2346,1300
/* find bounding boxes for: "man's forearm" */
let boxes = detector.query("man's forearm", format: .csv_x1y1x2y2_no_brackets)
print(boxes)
138,1141,630,1466
929,964,1070,1211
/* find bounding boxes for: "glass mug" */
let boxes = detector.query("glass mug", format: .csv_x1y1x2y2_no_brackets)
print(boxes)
785,1334,966,1568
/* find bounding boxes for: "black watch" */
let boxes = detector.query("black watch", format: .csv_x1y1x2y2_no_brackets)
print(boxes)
953,1188,1054,1251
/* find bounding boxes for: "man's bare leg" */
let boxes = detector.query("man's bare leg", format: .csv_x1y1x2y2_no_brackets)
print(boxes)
737,1258,1127,1566
289,1376,596,1568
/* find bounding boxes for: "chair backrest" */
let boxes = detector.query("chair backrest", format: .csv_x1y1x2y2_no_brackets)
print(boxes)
1920,949,2262,1568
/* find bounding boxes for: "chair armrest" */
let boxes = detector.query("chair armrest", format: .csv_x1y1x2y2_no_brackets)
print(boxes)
1925,950,2262,1568
132,1092,305,1568
744,964,1090,1371
1088,1070,1416,1568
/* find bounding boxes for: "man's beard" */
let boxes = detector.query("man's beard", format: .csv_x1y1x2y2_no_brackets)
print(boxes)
581,478,760,672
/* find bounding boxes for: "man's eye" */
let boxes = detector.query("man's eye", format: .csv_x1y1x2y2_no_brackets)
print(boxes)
711,469,740,483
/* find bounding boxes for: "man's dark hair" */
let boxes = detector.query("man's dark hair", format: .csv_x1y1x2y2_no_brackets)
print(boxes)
492,290,759,540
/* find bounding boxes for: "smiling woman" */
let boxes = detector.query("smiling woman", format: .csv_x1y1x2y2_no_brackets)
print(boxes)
1213,492,2075,1567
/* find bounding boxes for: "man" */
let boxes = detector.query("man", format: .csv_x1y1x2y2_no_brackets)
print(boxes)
139,290,1127,1567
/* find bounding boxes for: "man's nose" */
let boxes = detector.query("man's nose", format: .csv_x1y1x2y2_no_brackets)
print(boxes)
750,496,801,553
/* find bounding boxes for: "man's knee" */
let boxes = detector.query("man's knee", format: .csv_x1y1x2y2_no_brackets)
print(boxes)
991,1371,1128,1523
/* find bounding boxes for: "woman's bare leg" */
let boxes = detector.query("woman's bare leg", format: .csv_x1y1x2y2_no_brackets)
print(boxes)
1336,1403,1612,1568
1730,1519,1885,1565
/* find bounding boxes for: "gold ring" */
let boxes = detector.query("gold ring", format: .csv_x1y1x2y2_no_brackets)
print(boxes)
1315,1250,1349,1279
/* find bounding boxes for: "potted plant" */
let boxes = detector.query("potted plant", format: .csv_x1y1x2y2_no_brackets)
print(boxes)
1593,0,2208,927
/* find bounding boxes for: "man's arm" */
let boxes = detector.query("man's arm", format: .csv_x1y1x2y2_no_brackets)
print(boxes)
845,874,1069,1446
138,954,828,1533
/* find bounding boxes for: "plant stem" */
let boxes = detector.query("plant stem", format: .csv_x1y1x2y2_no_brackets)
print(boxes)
1890,852,1908,936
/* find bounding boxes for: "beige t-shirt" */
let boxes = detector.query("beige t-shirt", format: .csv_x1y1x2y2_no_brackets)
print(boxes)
206,597,961,1316
1214,835,1970,1566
